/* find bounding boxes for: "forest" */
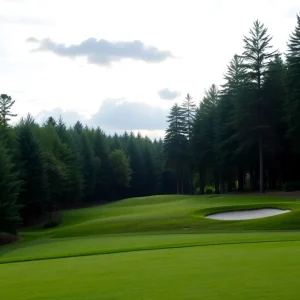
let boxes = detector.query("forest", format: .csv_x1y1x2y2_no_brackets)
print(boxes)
1,15,300,234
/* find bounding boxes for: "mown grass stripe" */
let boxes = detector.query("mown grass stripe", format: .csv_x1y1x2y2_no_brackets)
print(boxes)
2,238,300,265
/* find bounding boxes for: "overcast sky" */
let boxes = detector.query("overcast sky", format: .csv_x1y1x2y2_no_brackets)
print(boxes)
1,0,299,138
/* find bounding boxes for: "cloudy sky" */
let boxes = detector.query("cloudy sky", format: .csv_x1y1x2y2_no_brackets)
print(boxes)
1,0,299,138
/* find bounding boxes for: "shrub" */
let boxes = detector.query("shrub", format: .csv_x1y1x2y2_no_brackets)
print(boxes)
205,185,215,194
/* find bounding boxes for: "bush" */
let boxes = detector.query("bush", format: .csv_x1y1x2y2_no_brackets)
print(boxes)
205,185,215,194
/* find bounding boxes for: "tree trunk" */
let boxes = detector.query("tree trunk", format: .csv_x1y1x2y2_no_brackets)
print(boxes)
259,132,264,193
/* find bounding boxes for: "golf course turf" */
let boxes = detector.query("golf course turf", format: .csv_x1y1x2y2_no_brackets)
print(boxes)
1,194,300,299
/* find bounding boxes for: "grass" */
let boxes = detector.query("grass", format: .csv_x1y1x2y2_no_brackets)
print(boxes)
1,194,300,299
1,242,300,299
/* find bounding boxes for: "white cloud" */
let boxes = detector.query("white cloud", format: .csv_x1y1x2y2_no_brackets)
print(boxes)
158,88,181,100
28,37,173,66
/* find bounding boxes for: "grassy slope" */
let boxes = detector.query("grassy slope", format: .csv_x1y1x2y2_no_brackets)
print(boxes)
1,194,300,299
51,195,300,237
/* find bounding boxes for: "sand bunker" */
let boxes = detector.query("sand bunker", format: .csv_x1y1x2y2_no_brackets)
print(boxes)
205,208,291,220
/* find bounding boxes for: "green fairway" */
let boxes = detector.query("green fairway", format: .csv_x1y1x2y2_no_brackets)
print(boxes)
1,241,300,300
1,194,300,299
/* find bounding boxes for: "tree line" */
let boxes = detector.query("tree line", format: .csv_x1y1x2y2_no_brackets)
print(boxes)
164,16,300,195
1,98,181,233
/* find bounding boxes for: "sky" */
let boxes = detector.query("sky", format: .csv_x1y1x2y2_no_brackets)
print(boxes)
1,0,299,139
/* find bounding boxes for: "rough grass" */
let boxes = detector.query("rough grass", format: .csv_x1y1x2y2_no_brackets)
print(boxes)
2,194,300,299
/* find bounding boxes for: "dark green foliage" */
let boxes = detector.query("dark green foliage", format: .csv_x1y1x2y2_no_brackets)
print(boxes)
164,103,188,194
109,149,132,196
17,119,49,225
192,84,219,194
0,142,22,233
241,20,278,193
0,94,17,127
286,15,300,153
126,133,145,197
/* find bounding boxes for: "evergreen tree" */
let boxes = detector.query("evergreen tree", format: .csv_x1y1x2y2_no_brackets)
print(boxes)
75,129,96,201
56,118,84,205
109,149,132,199
143,138,159,195
242,20,277,193
164,104,187,194
0,142,22,233
182,93,196,140
126,132,145,197
181,93,197,193
262,55,287,188
93,128,110,201
193,84,219,194
217,55,248,192
286,14,300,159
17,118,49,225
0,94,17,127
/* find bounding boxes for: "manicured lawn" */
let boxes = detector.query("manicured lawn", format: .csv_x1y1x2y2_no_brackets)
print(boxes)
1,232,300,264
43,195,300,238
1,241,300,299
1,194,300,299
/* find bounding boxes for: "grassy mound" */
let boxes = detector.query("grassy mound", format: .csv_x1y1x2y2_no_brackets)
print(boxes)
46,195,300,238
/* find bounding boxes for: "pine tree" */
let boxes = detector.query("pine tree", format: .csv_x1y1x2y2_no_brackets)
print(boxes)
181,93,197,193
217,55,248,192
142,138,159,195
37,123,69,215
182,93,196,140
242,20,277,193
0,142,22,233
109,149,132,199
0,94,17,127
193,85,219,194
72,124,96,202
56,118,84,205
17,117,49,224
262,55,287,187
127,132,145,197
164,103,187,194
93,128,110,201
286,14,300,153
